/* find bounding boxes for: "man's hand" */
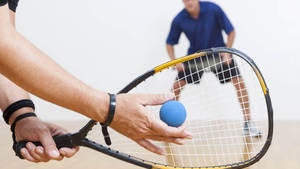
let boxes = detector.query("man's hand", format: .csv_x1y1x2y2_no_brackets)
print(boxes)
110,93,192,155
174,63,185,72
14,117,79,162
221,52,232,65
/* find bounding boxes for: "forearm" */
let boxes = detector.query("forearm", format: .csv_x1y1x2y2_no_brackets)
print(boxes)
0,74,34,124
0,5,33,125
0,31,109,122
166,44,176,60
0,9,108,122
226,30,235,48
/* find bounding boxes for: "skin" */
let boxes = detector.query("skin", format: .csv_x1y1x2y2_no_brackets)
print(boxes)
183,0,200,19
167,0,250,120
0,10,79,162
0,74,80,162
0,3,192,160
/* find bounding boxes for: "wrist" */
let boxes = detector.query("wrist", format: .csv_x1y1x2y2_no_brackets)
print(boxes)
170,56,176,61
3,99,35,125
8,107,34,125
87,90,110,122
101,93,116,126
10,112,37,132
10,112,37,143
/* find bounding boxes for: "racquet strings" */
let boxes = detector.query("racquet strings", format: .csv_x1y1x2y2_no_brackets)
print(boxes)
90,51,268,168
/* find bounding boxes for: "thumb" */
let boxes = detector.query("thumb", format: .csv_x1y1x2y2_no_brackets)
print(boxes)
39,130,60,159
140,93,174,106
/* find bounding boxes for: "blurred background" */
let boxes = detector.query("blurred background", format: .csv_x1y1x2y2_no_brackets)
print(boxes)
13,0,299,121
1,0,299,168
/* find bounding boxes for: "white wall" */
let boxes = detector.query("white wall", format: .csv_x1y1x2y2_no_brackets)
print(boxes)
15,0,299,120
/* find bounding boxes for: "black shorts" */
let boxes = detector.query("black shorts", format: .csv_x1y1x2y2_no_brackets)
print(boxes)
176,56,241,84
0,0,19,12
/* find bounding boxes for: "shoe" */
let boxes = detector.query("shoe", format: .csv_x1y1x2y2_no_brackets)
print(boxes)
243,121,262,137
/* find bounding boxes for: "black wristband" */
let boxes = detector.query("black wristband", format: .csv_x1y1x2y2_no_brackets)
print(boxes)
100,93,116,146
101,93,116,127
3,99,35,124
10,112,37,133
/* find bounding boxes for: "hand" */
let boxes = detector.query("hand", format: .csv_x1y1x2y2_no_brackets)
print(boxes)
221,52,232,65
174,63,185,72
110,93,192,155
14,117,79,163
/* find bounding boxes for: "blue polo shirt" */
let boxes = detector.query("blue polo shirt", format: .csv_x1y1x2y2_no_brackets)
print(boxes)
166,1,234,55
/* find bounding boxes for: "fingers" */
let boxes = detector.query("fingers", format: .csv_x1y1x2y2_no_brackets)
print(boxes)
177,63,185,72
21,148,39,163
147,136,186,145
35,146,51,162
151,120,192,139
140,93,175,106
20,143,60,163
38,129,61,160
25,143,50,162
14,119,73,163
20,141,77,163
221,53,232,65
59,147,80,158
136,139,165,155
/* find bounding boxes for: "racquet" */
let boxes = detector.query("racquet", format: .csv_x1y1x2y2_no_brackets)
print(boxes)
14,47,273,169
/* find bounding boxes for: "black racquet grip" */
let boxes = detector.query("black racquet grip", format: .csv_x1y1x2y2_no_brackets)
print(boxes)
14,134,75,159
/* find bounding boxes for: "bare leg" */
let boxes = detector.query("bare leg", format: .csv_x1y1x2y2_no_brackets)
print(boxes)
172,80,186,101
232,77,250,121
233,77,262,137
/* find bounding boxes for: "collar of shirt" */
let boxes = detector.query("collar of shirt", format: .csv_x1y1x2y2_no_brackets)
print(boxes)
182,1,207,20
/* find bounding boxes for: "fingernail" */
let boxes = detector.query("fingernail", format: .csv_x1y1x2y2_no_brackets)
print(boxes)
49,150,60,158
60,149,66,156
185,133,193,139
27,143,33,150
175,139,185,144
21,148,27,155
184,131,193,139
37,147,43,154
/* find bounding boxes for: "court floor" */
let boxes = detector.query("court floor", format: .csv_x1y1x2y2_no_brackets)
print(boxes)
0,120,299,169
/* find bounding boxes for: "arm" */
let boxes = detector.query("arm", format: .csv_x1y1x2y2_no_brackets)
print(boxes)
166,44,176,61
215,3,235,48
166,18,183,71
0,5,108,122
221,30,235,64
0,75,31,125
0,4,191,155
226,30,235,48
0,63,79,163
166,44,184,72
215,4,235,63
0,6,78,162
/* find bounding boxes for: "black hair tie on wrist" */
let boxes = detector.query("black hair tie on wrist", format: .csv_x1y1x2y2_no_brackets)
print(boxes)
100,93,116,146
3,99,35,125
10,112,37,146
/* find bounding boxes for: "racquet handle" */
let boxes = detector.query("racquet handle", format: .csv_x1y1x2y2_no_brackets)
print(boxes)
13,134,75,159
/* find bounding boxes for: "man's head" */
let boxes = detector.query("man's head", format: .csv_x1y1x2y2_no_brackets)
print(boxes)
182,0,199,13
